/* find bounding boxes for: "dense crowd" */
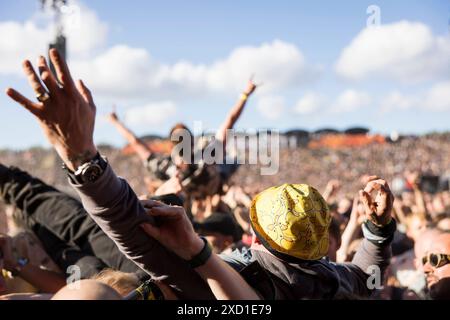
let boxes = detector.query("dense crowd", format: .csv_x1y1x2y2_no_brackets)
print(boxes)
0,49,449,300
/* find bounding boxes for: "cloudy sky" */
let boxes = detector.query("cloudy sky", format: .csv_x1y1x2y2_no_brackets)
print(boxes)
0,0,449,149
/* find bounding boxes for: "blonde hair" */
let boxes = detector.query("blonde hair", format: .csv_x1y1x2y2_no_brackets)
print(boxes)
92,269,140,297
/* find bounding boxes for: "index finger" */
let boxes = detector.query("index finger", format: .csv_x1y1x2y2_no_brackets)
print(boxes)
49,48,75,92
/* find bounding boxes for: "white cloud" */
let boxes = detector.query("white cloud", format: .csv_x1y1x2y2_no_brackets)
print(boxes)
125,101,177,126
257,95,285,120
0,21,51,75
0,1,320,105
380,91,416,112
62,2,108,56
424,81,450,111
72,39,320,102
0,1,108,76
331,89,371,113
335,21,450,83
378,81,450,112
294,92,324,115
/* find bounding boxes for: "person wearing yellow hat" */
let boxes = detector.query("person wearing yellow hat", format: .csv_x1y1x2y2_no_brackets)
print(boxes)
139,176,396,299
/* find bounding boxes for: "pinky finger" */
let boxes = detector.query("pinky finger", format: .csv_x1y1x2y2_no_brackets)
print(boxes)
5,88,42,117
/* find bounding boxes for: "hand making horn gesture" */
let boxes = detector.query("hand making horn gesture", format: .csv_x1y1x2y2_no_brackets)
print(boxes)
359,176,394,227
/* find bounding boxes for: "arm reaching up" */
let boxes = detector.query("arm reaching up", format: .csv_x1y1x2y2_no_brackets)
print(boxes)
5,49,214,299
215,78,257,145
106,110,152,162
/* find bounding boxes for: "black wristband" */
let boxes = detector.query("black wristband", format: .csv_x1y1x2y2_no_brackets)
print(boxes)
363,218,397,246
186,237,212,269
365,218,397,237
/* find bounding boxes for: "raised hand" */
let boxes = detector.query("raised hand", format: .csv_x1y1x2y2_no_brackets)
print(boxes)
106,105,119,123
5,49,97,171
359,176,394,227
243,78,257,96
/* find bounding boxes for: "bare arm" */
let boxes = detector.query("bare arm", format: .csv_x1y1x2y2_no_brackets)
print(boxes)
140,201,260,300
107,112,152,162
336,197,362,263
215,79,257,145
16,265,66,293
195,252,260,300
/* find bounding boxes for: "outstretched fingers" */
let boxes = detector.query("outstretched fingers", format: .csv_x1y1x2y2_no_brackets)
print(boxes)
5,88,42,117
37,56,60,95
49,48,76,92
76,79,94,108
22,60,48,98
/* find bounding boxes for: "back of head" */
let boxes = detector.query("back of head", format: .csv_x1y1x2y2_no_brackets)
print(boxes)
92,269,140,297
51,280,121,300
250,183,331,261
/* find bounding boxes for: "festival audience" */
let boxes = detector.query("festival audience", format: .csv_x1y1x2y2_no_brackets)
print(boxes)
0,48,448,300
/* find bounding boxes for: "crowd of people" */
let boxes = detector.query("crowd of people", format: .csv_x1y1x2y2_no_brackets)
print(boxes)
0,49,448,300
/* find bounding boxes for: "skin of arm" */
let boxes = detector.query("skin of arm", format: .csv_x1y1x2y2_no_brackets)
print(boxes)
215,80,257,145
336,197,361,263
140,200,260,300
107,112,152,162
15,264,66,293
1,235,65,293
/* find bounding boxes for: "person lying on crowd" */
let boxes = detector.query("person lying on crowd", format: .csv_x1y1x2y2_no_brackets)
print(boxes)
5,49,396,300
106,80,257,201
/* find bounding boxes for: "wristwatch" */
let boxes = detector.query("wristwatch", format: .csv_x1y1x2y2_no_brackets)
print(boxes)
63,153,108,184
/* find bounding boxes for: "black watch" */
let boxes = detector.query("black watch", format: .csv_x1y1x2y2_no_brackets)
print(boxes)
63,153,108,184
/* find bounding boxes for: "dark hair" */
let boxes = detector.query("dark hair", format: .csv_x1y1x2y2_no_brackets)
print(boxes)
169,123,193,140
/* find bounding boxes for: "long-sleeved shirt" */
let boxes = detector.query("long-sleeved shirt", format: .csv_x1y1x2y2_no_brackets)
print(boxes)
69,163,395,299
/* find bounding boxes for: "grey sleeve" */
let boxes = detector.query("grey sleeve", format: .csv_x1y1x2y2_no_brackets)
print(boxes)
334,222,394,298
69,164,214,299
351,238,392,276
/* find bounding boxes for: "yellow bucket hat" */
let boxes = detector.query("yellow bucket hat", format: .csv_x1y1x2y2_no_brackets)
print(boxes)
250,184,331,261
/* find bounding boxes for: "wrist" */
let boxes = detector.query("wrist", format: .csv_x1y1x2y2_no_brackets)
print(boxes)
63,146,98,172
184,236,205,261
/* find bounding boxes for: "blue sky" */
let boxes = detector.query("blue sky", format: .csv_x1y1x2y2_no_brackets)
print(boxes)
0,0,449,149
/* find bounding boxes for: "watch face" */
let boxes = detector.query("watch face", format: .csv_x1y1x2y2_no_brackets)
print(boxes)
82,164,103,182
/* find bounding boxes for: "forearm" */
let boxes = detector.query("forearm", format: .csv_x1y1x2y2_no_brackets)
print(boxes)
216,94,250,143
69,164,214,299
351,219,396,276
336,219,359,262
111,120,151,161
195,253,260,300
412,186,427,217
17,265,66,293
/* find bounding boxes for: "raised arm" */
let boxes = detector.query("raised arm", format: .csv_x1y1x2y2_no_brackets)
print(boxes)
351,176,396,277
215,79,257,145
107,111,152,162
5,49,214,299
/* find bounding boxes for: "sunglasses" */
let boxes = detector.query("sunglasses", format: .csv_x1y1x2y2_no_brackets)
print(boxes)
422,253,450,268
